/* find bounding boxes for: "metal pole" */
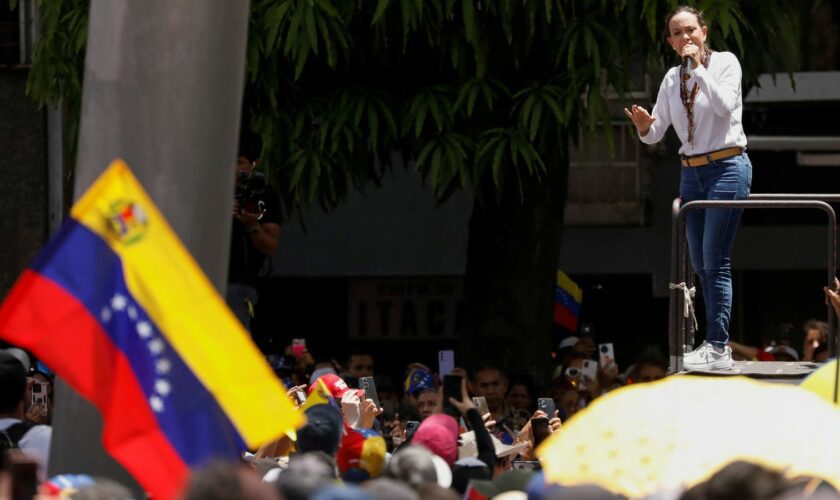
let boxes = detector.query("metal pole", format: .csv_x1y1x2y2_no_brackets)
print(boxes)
749,194,840,201
669,198,683,373
50,0,252,491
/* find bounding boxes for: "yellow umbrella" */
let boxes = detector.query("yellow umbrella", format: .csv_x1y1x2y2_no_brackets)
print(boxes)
800,359,840,404
537,376,840,498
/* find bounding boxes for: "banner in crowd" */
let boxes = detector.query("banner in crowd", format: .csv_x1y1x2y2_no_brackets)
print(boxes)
0,160,303,498
554,271,582,332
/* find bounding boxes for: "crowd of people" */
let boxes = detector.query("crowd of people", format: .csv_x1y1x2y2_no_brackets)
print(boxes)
1,312,836,499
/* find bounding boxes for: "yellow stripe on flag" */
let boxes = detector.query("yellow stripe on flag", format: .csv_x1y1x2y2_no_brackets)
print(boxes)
300,378,334,413
71,159,304,446
556,271,582,303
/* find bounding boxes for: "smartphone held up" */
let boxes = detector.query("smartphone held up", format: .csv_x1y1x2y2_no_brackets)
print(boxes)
359,376,381,408
442,375,462,418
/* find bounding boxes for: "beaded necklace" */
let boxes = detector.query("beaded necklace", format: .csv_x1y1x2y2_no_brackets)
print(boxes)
679,48,713,145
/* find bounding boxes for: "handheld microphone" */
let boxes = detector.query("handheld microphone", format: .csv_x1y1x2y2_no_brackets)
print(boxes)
683,55,692,73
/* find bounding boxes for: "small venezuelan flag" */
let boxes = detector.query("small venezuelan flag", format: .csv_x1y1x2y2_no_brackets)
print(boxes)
0,160,304,498
300,378,339,412
554,271,582,332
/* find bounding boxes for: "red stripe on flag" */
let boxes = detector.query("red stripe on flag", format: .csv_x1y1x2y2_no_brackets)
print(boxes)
554,303,579,332
0,271,188,498
464,484,490,500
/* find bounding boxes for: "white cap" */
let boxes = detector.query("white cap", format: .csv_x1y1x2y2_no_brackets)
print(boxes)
458,431,529,460
558,336,580,350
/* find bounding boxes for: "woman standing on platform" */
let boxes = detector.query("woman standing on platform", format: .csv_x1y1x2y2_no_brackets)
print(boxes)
625,5,752,371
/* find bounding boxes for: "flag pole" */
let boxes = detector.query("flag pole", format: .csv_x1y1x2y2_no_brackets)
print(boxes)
49,0,251,490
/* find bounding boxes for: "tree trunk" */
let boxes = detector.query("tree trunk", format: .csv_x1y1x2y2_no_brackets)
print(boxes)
461,139,570,387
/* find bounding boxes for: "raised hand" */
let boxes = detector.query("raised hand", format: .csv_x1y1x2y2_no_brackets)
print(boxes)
623,104,656,136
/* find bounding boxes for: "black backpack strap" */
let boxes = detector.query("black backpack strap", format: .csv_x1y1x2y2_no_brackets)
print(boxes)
4,422,35,447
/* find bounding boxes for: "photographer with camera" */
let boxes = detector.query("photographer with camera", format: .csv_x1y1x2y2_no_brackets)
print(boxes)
227,130,281,332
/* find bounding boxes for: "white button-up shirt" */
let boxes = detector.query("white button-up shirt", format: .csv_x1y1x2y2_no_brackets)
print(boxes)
640,51,748,157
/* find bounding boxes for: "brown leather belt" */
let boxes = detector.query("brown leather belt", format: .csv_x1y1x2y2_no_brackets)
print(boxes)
680,147,743,167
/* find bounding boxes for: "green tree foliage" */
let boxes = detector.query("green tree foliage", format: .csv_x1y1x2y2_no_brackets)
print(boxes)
15,0,88,169
20,0,803,211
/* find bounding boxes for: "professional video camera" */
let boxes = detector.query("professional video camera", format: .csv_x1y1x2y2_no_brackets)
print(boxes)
235,171,267,219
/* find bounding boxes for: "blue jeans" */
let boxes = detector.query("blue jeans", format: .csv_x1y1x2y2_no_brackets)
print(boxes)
679,153,752,347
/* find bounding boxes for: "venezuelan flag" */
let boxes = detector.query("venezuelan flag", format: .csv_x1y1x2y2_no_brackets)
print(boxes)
554,271,582,332
0,160,303,498
301,378,339,412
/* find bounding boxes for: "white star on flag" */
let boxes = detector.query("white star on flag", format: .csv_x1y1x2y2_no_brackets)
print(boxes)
111,294,127,311
100,307,112,323
148,339,165,355
136,321,152,339
155,379,171,396
149,396,164,413
155,358,171,375
127,305,138,320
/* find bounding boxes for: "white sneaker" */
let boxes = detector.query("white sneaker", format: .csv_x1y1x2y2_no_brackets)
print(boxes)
683,342,733,371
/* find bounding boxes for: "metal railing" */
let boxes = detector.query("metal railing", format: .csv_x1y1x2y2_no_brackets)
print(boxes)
669,195,839,378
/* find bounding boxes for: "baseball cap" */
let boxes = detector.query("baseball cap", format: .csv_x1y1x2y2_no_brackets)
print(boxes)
337,427,387,482
558,336,580,350
458,431,529,461
310,373,352,399
404,368,435,396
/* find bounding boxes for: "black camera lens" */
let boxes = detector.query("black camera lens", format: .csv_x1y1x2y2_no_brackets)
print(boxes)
600,345,609,353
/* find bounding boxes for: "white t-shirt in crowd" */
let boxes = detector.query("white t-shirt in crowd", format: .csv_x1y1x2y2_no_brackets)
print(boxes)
0,418,52,479
640,51,747,157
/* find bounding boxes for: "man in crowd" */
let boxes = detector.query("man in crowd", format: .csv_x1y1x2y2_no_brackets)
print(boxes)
345,350,375,379
472,366,529,444
226,129,281,332
505,376,534,413
404,368,439,419
628,348,668,384
0,351,52,479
